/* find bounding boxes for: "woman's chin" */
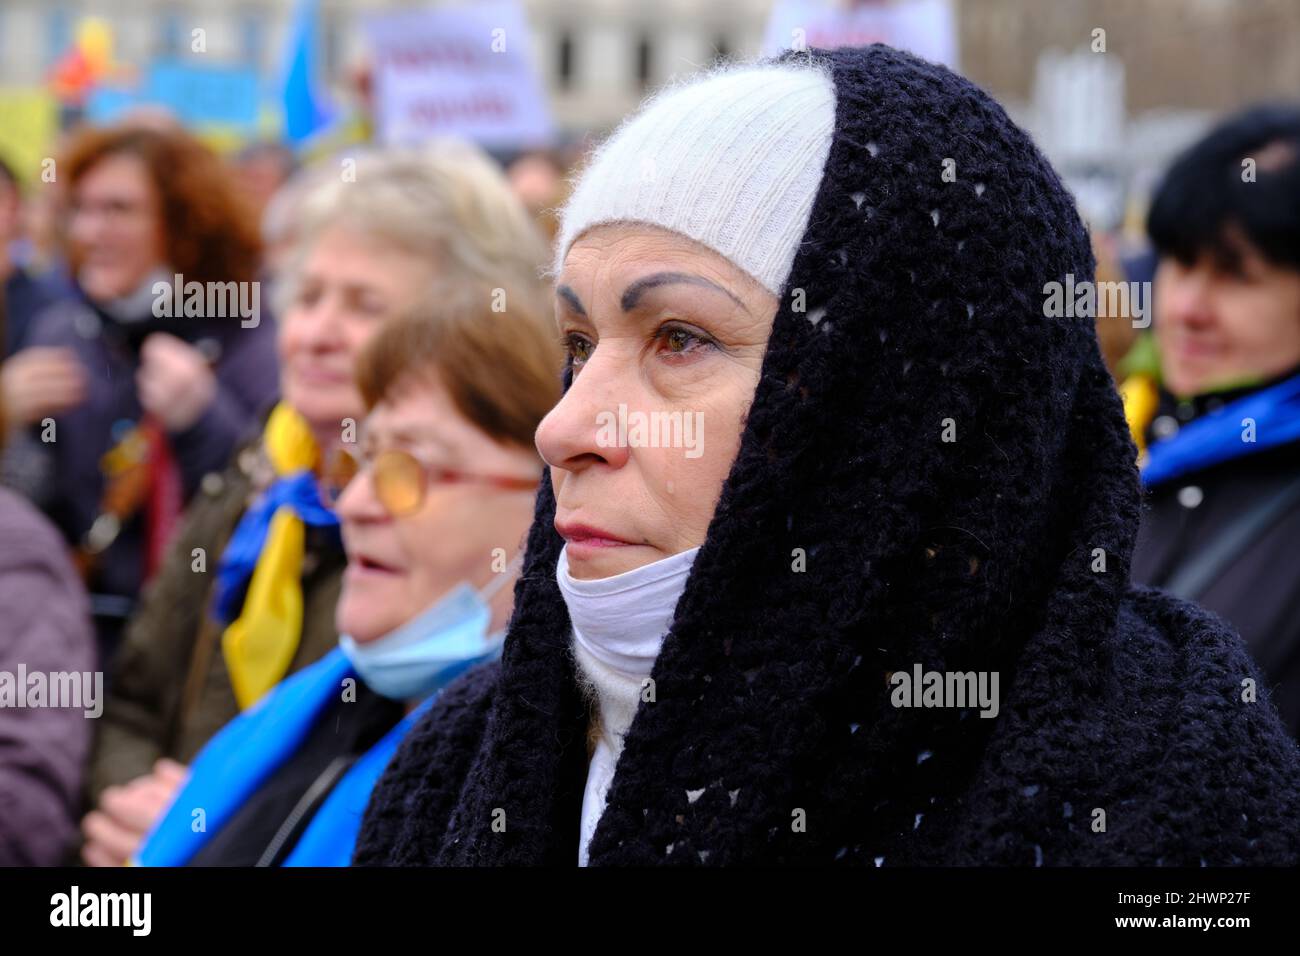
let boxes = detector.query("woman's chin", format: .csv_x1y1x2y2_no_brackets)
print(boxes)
337,587,403,642
282,386,358,435
80,273,130,303
564,542,656,580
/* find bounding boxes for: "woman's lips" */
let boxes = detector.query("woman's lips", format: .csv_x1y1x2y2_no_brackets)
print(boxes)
555,522,635,549
346,554,406,579
1172,338,1222,361
292,364,352,386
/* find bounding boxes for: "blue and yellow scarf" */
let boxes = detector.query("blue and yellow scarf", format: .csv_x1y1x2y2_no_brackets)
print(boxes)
133,648,434,867
1122,370,1300,487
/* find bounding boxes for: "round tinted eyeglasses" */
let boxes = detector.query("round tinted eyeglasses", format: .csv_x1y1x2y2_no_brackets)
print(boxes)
323,446,539,518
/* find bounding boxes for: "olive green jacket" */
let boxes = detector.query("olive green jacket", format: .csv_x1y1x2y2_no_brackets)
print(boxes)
88,434,345,801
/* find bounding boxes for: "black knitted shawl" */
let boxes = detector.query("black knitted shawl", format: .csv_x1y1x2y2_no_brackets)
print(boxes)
355,45,1300,866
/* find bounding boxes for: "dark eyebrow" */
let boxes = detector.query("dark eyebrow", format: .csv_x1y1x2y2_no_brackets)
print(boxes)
620,272,746,312
555,284,587,317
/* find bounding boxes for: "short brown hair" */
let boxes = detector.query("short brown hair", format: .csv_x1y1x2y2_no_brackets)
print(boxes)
355,283,562,451
61,125,261,286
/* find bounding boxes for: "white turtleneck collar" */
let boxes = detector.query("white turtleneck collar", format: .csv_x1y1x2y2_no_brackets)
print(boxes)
556,543,700,866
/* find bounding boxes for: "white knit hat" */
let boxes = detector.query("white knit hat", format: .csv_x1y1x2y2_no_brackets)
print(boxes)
554,61,837,297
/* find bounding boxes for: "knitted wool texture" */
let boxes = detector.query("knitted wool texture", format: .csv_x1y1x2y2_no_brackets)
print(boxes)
553,62,836,296
355,44,1300,866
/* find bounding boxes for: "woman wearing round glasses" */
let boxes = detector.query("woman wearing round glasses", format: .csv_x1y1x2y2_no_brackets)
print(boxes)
130,285,559,866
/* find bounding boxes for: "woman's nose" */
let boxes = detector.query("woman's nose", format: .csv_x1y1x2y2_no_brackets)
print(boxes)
69,207,103,248
1165,271,1216,328
535,359,632,475
334,466,388,523
299,297,348,350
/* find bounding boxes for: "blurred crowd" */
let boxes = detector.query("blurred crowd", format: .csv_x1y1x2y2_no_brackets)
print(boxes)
0,64,1298,867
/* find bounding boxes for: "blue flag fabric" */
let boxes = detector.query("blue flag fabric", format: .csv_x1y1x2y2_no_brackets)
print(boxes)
281,0,336,144
134,649,436,867
1141,371,1300,487
211,469,340,624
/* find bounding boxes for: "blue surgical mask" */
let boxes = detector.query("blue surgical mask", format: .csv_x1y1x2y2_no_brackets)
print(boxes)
339,564,514,700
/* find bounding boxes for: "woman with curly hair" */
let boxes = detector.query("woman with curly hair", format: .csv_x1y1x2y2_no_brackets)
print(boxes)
0,124,278,659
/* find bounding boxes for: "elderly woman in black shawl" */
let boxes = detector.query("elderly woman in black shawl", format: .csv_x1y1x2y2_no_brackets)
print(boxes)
355,45,1300,867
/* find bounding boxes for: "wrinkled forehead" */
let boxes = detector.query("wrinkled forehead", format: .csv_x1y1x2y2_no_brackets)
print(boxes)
555,223,773,313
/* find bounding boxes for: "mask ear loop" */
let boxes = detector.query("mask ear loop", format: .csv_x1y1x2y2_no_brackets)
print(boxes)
479,547,526,604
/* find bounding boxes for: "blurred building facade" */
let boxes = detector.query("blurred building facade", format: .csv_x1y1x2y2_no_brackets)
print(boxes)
1,0,1297,224
960,0,1300,116
3,0,1297,129
958,0,1300,228
0,0,765,133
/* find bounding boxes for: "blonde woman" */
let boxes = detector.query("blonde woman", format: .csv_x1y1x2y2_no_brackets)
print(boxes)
82,142,549,866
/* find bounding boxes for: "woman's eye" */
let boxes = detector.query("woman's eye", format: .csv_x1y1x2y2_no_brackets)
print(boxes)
564,332,595,367
655,324,715,358
356,296,390,317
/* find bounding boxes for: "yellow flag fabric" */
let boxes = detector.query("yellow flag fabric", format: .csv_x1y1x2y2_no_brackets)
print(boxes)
221,403,322,709
1119,373,1159,464
264,401,321,476
0,90,58,185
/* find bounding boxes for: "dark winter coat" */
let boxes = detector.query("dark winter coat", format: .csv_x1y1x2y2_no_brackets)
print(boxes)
1132,372,1300,737
14,291,278,656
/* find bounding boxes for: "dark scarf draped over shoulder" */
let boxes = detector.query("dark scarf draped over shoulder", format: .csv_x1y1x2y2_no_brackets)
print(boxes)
356,44,1300,866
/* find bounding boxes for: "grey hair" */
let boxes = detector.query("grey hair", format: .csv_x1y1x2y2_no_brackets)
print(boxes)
271,140,550,317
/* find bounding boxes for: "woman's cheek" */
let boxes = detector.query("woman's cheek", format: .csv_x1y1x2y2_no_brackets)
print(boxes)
399,509,456,606
654,452,726,551
702,386,748,469
649,446,683,500
345,317,383,359
276,315,307,365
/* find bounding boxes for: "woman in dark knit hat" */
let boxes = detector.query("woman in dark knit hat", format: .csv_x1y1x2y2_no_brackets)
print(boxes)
355,45,1300,867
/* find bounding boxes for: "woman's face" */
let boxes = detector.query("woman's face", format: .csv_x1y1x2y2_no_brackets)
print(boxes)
1154,237,1300,397
278,225,432,438
335,375,541,643
536,222,779,580
68,152,167,302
